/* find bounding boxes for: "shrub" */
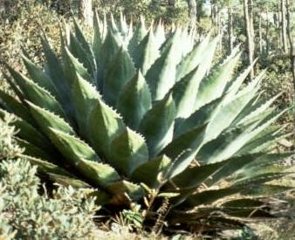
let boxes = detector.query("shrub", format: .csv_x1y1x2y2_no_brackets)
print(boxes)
0,114,99,240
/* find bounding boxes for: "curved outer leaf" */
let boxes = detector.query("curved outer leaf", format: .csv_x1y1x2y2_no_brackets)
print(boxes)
7,67,68,120
21,154,76,179
15,137,56,162
183,187,240,207
48,128,124,188
208,153,266,185
117,71,152,130
0,90,34,124
22,55,59,99
139,93,176,157
40,35,73,118
26,101,75,137
131,155,171,189
109,128,149,176
236,152,294,175
87,97,126,158
204,79,259,143
169,160,229,190
103,47,136,107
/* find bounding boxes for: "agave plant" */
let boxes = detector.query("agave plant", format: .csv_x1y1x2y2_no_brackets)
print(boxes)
0,14,293,232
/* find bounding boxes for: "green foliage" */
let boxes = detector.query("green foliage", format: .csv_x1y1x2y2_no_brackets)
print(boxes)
0,115,99,240
0,15,293,233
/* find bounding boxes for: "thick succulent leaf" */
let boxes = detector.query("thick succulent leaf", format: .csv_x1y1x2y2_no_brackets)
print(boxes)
234,172,289,187
237,127,289,154
2,72,25,101
117,71,152,129
168,160,229,190
40,36,72,115
132,30,159,75
168,209,246,228
183,187,240,207
196,123,254,164
87,97,126,158
165,150,197,180
71,73,100,135
176,33,211,82
15,138,56,162
198,109,286,164
171,66,203,118
174,97,222,138
63,47,92,85
109,128,149,176
145,43,177,101
0,90,34,124
48,128,123,187
26,101,75,136
103,47,136,106
128,18,148,62
8,67,68,120
93,11,103,66
131,155,171,189
72,19,96,72
4,112,53,152
236,152,294,175
221,198,266,208
159,29,183,64
224,61,257,98
233,93,281,127
101,30,122,71
153,21,166,49
21,154,75,178
204,81,259,142
139,93,176,157
162,123,207,160
22,55,59,98
194,51,241,110
68,31,96,77
208,153,266,185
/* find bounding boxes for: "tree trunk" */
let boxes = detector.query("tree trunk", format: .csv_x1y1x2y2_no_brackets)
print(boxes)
281,0,288,53
265,8,270,55
79,0,93,26
186,0,197,30
243,0,255,78
228,6,234,54
258,14,263,54
286,0,295,93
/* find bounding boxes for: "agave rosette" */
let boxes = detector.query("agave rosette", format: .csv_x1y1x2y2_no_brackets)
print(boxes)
0,14,293,230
